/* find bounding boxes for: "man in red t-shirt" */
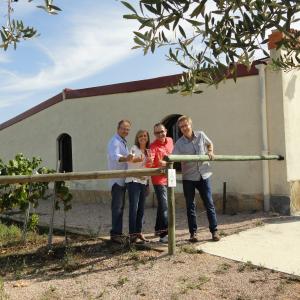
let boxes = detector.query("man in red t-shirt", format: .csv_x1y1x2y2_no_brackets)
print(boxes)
149,123,174,243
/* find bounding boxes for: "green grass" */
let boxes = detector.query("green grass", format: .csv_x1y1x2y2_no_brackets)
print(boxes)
285,275,300,283
0,222,22,247
0,276,9,300
0,221,46,247
254,220,264,227
237,260,260,272
219,230,228,237
214,262,232,274
114,276,129,288
180,245,203,254
61,249,80,272
179,275,210,294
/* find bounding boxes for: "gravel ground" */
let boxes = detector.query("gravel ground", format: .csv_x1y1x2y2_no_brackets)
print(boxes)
2,210,300,300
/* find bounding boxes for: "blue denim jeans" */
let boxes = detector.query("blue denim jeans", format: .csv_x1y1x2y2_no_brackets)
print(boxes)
182,178,218,234
110,183,126,236
126,182,147,235
153,185,168,238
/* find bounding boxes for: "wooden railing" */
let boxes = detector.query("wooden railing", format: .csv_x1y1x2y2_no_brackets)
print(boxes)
0,154,283,254
165,154,283,255
0,168,165,185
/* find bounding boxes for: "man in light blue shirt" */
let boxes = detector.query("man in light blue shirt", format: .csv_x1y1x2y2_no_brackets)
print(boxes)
107,120,134,243
173,115,220,243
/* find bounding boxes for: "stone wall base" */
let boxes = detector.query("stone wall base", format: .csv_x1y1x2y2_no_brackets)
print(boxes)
290,181,300,216
70,189,266,214
270,196,291,216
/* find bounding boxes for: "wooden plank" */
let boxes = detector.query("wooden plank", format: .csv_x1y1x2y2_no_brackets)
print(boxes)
0,168,165,184
167,162,176,255
166,154,283,162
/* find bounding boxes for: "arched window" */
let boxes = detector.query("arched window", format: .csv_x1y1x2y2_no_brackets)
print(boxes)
57,133,73,172
162,114,183,171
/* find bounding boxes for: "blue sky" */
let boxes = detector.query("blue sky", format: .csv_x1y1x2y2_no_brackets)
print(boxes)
0,0,182,124
1,1,299,125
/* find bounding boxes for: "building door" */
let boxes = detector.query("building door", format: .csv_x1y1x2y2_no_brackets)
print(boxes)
57,133,73,172
162,114,183,171
163,114,183,143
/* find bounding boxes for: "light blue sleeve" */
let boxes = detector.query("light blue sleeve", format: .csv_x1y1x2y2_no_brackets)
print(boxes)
201,131,213,146
108,140,123,162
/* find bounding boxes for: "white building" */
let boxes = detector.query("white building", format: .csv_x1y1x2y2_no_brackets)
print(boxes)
0,33,299,215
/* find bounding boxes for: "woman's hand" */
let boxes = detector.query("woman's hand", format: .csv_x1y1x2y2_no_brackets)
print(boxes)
145,155,154,166
132,154,144,163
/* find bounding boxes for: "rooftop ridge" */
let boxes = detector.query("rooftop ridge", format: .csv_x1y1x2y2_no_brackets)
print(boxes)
0,65,260,131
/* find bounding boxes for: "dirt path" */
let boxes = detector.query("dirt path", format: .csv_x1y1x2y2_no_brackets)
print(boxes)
1,212,300,299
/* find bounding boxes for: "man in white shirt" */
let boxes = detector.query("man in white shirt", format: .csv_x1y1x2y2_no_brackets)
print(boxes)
107,120,133,243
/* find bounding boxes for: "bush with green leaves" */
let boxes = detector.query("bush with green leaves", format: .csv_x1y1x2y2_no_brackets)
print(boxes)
55,181,73,211
0,153,72,213
28,213,40,232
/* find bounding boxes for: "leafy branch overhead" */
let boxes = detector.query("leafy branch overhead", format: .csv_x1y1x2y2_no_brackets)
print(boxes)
0,0,61,50
123,0,300,94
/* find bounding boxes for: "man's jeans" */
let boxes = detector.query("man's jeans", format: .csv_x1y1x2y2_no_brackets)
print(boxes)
182,178,218,234
153,185,168,238
111,183,126,236
126,182,147,235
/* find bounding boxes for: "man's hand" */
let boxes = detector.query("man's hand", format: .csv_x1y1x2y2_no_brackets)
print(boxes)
126,154,134,162
159,160,167,167
119,154,134,162
207,150,214,160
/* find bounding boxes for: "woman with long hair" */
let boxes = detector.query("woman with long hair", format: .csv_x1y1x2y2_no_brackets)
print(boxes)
126,129,151,243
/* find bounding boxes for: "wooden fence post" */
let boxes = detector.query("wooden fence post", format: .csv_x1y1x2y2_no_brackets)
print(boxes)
48,161,60,249
47,183,57,249
22,198,31,243
222,182,227,214
167,162,176,255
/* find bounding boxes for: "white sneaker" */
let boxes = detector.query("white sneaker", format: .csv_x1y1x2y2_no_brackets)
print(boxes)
159,235,168,244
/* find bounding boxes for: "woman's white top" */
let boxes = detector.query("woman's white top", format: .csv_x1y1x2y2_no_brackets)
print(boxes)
125,145,148,185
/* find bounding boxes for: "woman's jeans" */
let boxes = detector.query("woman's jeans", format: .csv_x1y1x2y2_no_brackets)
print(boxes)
182,178,218,234
153,185,168,238
127,182,147,235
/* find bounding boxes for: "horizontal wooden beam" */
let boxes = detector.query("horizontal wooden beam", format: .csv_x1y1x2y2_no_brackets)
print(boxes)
0,168,165,185
0,154,284,185
165,154,284,162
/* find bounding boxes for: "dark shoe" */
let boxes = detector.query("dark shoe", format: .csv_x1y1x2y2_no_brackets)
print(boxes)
136,233,149,243
129,234,138,244
212,231,221,241
110,235,127,244
159,235,168,244
189,233,199,243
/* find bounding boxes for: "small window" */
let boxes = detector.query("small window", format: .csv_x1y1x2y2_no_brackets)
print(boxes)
57,133,73,172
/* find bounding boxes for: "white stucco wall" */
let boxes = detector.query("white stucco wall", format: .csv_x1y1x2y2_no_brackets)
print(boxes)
0,75,268,196
282,69,300,181
265,68,289,195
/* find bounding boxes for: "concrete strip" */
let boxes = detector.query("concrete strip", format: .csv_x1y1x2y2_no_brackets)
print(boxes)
198,219,300,276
